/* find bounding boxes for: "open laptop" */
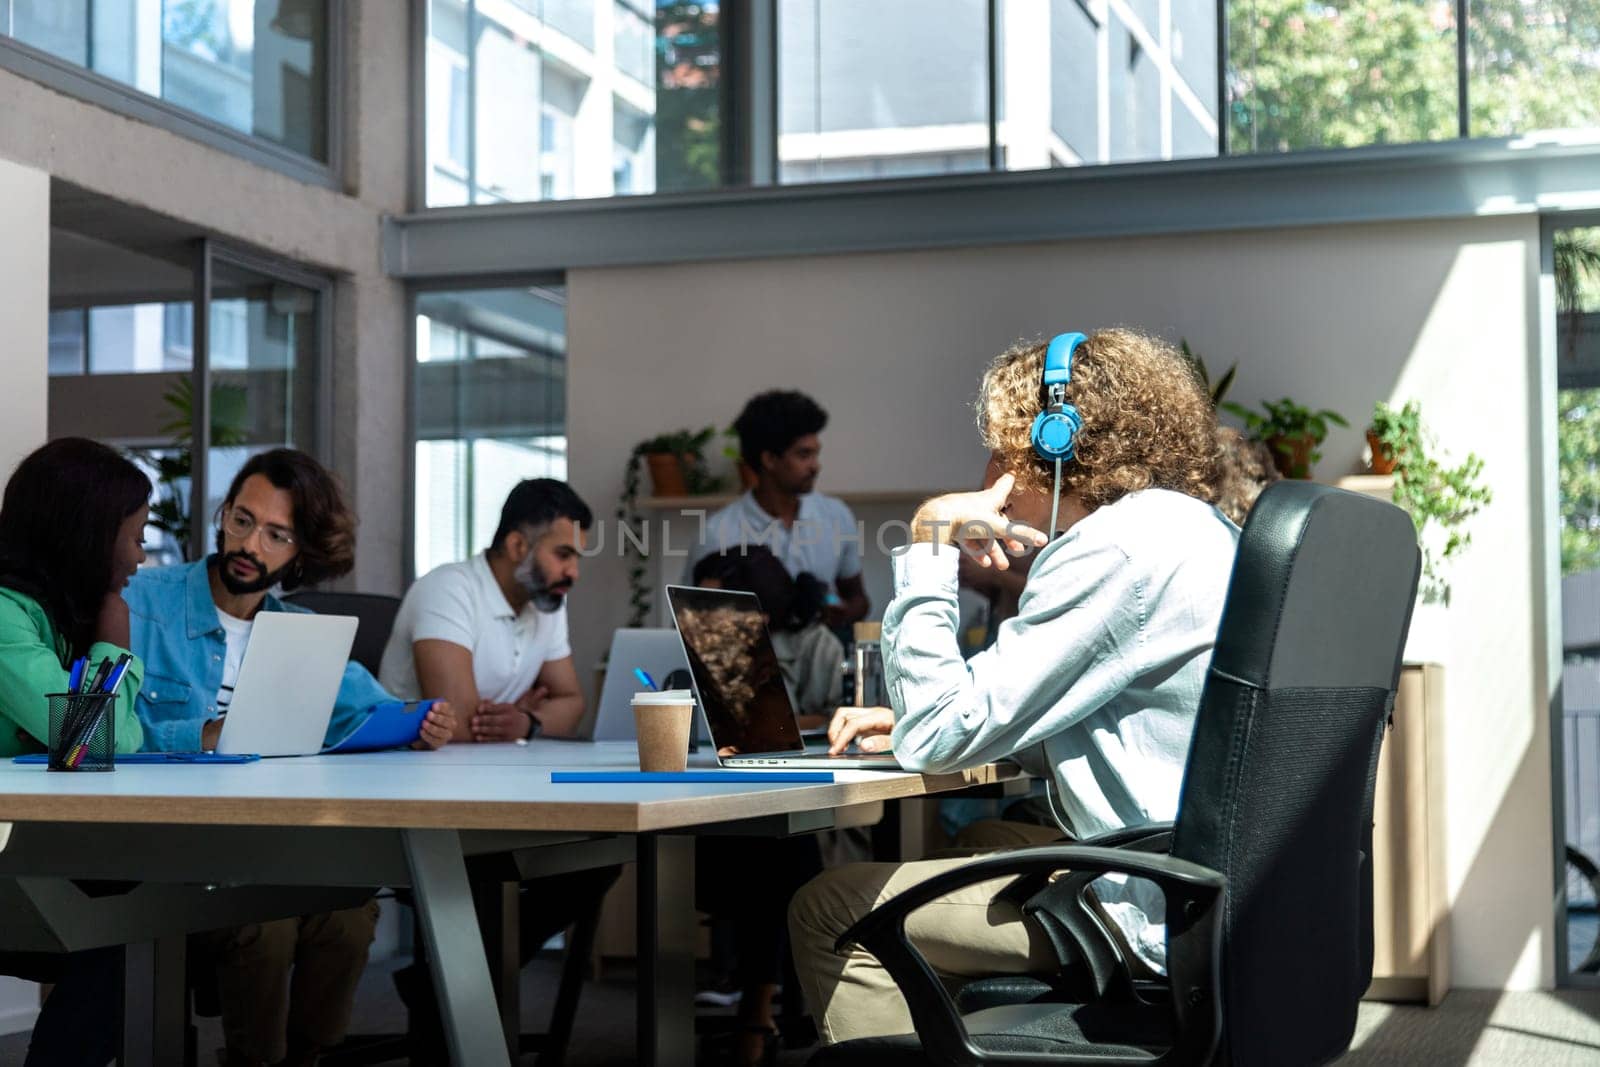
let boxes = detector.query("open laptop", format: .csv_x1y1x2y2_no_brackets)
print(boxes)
215,612,360,757
664,585,902,770
592,628,708,744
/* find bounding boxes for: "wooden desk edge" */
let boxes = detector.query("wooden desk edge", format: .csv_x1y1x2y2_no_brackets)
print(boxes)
0,765,1021,833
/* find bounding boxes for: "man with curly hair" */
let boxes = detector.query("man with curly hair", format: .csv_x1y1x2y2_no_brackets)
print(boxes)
789,329,1239,1045
124,448,456,1067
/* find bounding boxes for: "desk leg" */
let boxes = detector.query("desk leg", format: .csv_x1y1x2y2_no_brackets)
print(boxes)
403,829,512,1067
121,937,185,1067
636,834,695,1067
472,879,522,1054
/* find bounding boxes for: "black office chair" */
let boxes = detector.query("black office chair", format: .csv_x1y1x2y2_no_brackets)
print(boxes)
283,590,403,676
809,480,1421,1066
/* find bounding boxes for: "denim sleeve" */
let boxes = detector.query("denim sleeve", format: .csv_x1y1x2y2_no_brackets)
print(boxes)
323,660,400,748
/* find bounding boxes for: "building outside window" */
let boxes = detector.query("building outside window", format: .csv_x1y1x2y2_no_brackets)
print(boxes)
413,286,568,578
2,0,330,161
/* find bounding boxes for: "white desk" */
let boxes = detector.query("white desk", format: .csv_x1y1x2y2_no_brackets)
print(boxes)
0,741,1020,1065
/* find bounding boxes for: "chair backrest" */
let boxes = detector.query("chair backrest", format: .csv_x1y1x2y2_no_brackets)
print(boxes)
1168,481,1419,1067
285,590,403,676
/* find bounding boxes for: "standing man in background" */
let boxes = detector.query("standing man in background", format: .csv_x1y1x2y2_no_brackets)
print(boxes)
687,390,870,628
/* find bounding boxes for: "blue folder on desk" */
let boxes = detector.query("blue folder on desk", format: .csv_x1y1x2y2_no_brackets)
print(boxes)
551,771,834,783
322,700,436,754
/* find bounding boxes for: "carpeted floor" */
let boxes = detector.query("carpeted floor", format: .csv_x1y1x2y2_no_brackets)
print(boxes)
2,955,1599,1064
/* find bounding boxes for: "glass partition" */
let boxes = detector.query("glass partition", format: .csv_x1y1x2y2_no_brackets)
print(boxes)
413,286,568,578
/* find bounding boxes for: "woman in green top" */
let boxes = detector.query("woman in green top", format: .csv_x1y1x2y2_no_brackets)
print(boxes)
0,438,150,758
0,437,149,1067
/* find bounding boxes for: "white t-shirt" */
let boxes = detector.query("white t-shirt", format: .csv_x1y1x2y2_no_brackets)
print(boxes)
378,552,572,704
684,491,863,592
216,610,253,716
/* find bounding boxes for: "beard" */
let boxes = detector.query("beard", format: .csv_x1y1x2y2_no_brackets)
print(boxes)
515,555,573,614
215,530,294,595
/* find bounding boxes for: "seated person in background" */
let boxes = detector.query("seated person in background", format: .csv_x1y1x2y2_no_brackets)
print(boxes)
791,329,1239,1045
1213,425,1282,526
687,390,870,630
378,478,619,1039
124,448,454,1067
692,545,842,730
0,438,151,1067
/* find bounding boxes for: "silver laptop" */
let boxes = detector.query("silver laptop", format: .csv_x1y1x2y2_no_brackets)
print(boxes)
215,612,359,757
592,628,707,743
664,585,902,770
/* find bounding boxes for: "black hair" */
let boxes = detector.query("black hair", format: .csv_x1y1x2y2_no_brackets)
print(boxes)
0,438,151,661
490,479,593,552
218,449,355,591
691,545,826,632
733,391,828,471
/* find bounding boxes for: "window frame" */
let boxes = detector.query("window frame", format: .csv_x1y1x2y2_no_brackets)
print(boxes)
0,0,345,189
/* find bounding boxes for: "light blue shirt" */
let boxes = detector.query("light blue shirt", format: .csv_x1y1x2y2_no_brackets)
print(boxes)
884,489,1239,966
685,490,864,592
124,558,396,753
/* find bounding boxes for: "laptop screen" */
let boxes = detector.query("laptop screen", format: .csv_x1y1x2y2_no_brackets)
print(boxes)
665,585,805,757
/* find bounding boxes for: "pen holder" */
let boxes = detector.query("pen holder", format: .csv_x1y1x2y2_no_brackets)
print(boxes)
46,692,115,772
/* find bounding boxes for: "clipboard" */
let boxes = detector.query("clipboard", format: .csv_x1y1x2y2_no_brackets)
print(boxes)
322,700,436,754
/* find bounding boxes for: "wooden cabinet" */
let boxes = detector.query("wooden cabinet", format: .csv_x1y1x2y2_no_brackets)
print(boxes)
1366,662,1449,1005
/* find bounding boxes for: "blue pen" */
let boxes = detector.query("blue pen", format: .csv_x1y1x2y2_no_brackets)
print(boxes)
100,654,133,697
67,657,87,694
632,668,658,691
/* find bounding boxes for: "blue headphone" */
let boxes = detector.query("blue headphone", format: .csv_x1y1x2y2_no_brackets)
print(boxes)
1029,332,1087,462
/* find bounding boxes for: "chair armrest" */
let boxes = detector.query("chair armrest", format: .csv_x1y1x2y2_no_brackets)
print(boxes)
1030,824,1176,1002
835,846,1224,1067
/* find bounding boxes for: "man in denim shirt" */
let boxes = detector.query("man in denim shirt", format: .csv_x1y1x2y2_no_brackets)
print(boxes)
124,448,454,1067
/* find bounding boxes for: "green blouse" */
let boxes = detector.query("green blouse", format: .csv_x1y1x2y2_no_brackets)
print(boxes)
0,587,144,758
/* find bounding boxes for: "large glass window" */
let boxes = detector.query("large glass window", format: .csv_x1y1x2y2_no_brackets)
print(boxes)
2,0,330,161
413,286,568,577
425,0,721,205
1469,0,1600,138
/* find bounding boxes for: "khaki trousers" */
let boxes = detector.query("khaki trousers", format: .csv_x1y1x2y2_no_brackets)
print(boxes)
202,899,381,1064
789,819,1067,1044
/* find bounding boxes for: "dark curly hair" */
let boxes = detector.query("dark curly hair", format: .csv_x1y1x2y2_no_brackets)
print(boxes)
216,449,354,591
733,390,829,470
977,329,1220,509
691,546,827,633
0,438,151,660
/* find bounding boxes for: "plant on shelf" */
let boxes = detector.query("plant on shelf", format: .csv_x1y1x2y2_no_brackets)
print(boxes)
1221,396,1349,480
1179,339,1238,408
1368,400,1492,605
722,425,758,490
128,375,249,562
616,427,728,627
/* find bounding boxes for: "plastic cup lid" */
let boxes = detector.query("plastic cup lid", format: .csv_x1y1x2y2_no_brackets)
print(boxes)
630,688,695,706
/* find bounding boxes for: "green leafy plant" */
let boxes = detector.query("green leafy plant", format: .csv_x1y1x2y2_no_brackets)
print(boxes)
128,376,249,560
1221,397,1349,479
1370,400,1493,605
616,426,727,627
1179,339,1238,407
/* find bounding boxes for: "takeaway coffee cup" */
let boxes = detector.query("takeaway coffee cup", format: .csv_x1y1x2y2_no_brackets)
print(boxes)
631,689,695,772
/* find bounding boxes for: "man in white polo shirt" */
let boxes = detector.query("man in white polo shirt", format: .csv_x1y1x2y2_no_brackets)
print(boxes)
380,478,586,741
687,389,870,628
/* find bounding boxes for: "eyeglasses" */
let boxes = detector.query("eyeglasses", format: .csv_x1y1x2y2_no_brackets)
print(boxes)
221,507,297,554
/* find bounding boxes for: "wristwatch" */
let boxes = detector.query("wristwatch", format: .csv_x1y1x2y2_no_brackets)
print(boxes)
521,708,540,740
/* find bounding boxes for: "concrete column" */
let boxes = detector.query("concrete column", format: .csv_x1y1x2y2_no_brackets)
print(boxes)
0,155,50,478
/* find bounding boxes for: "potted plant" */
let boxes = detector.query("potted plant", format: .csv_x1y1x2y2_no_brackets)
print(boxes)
1222,397,1349,480
1179,339,1238,408
616,427,727,626
1368,400,1492,605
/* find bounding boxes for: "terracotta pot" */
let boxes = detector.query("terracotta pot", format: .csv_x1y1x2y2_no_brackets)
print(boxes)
644,452,688,497
1366,429,1397,475
1265,433,1317,480
736,460,759,490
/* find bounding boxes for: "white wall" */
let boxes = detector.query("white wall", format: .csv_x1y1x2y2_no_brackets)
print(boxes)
566,214,1555,990
0,153,49,1034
